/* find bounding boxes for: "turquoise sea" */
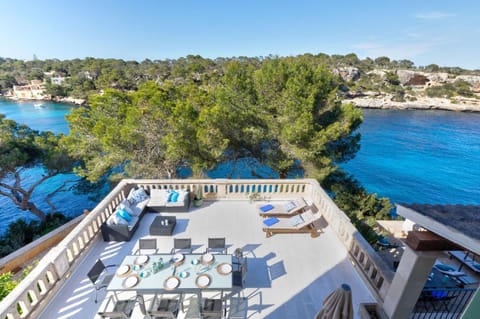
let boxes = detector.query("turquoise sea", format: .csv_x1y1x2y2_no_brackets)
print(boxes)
0,99,100,234
1,99,479,233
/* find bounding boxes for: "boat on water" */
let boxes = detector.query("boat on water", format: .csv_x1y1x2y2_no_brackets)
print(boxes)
33,102,44,108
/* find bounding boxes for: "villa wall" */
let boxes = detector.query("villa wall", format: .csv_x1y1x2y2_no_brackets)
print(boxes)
0,178,393,319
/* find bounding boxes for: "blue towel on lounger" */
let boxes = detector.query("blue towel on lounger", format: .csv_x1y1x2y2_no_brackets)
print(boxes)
263,217,279,227
260,204,274,212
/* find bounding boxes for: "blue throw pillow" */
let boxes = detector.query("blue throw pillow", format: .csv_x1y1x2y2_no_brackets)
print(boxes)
260,204,274,212
263,217,279,227
116,209,131,222
170,191,179,202
435,264,455,272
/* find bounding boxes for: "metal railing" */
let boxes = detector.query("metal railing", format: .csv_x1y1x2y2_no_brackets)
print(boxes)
411,288,477,319
0,178,392,318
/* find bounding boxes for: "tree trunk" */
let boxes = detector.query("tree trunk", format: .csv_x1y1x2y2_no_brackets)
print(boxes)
26,202,47,222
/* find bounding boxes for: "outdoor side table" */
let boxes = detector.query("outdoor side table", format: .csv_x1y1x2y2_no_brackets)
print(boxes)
150,216,176,236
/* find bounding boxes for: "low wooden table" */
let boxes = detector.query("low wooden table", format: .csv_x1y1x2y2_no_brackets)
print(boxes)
150,216,176,236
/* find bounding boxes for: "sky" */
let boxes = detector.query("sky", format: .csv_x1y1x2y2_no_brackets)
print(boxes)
1,0,479,69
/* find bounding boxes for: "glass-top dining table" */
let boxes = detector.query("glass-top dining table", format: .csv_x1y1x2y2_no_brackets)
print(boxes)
107,253,233,294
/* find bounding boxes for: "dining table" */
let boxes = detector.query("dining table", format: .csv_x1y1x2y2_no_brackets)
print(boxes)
107,253,233,295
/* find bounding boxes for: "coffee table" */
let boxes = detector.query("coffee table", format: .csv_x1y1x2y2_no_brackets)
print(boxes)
150,216,176,236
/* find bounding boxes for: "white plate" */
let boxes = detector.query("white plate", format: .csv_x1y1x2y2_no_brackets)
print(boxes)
123,275,139,288
220,263,232,274
202,253,214,262
135,255,149,265
173,253,184,263
164,276,180,290
196,274,211,287
116,265,130,276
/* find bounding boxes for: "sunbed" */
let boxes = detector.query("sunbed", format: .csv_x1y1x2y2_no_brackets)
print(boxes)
257,198,307,217
262,209,321,238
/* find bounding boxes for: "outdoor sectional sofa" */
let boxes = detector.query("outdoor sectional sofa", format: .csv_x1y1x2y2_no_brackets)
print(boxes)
147,188,190,213
100,188,150,241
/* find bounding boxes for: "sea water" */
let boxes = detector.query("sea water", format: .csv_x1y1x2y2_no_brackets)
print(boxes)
341,109,480,205
0,99,101,234
1,99,479,233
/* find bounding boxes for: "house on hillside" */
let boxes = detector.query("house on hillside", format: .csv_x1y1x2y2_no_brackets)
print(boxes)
12,80,46,99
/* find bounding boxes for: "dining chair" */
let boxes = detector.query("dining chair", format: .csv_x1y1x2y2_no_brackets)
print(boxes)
233,257,247,287
148,292,183,318
206,237,227,254
87,259,116,303
171,238,192,254
136,238,157,255
98,294,145,318
201,291,226,319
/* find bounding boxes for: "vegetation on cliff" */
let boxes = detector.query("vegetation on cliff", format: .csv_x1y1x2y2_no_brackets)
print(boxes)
0,53,399,248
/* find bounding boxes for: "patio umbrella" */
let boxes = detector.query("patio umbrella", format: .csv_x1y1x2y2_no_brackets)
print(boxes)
315,283,353,319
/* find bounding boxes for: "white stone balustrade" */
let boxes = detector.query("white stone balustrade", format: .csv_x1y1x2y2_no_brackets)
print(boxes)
0,178,393,319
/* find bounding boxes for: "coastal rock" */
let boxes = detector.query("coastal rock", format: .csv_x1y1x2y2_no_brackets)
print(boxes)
367,69,386,79
345,95,480,112
427,72,450,84
332,67,360,82
397,70,430,86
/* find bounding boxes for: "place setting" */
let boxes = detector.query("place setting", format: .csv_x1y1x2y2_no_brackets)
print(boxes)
122,274,140,288
115,264,132,277
163,275,181,291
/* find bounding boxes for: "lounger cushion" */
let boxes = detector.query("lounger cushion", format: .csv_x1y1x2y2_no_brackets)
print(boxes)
474,263,480,270
263,217,279,226
290,215,304,226
284,201,297,212
260,204,274,212
435,264,455,272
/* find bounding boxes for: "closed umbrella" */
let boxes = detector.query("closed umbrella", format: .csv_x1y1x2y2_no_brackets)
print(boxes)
315,284,353,319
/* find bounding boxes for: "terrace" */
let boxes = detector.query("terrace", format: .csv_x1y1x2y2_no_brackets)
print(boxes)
0,179,477,319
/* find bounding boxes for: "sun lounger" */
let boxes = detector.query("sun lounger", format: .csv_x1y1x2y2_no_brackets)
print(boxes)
258,198,307,217
262,209,321,238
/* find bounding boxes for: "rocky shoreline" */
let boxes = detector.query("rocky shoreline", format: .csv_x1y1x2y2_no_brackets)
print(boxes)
2,95,86,106
345,96,480,112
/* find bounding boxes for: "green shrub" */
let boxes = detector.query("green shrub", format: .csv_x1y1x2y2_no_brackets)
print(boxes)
0,272,18,301
0,213,71,257
322,170,394,244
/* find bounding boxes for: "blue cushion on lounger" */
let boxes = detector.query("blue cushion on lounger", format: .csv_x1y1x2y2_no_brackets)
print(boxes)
263,217,279,226
260,204,274,212
435,264,455,272
473,263,480,270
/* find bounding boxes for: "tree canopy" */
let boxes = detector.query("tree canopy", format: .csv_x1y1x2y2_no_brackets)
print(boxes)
0,115,74,221
64,57,362,182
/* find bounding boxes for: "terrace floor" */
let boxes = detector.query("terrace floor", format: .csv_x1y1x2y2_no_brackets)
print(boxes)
38,199,375,319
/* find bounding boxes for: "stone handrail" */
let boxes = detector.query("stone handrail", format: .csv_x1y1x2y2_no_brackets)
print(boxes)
0,180,129,319
0,216,84,274
308,181,394,300
0,178,391,318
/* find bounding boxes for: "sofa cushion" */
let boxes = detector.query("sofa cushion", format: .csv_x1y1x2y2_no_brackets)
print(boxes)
106,214,116,225
170,190,179,202
118,199,135,216
128,188,149,205
117,209,132,222
116,216,128,225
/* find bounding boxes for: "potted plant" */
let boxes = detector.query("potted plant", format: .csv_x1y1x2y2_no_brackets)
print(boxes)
193,186,203,207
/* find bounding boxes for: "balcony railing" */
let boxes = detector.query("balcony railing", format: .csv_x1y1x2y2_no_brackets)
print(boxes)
411,288,477,319
0,178,393,319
